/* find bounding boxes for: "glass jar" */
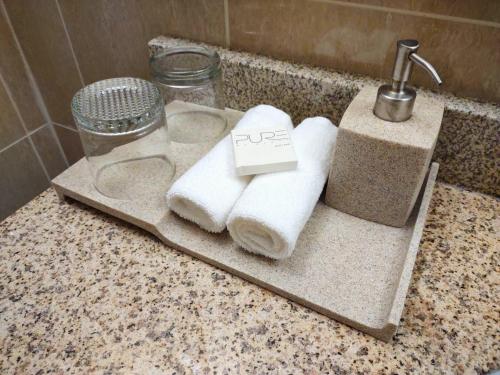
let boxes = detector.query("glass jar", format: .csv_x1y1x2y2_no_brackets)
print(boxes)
150,46,227,143
71,77,175,200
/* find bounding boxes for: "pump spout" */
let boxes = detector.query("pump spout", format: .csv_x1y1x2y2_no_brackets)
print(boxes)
409,53,442,85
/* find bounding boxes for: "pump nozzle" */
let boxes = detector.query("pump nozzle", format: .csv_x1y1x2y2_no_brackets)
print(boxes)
409,53,442,85
374,39,442,122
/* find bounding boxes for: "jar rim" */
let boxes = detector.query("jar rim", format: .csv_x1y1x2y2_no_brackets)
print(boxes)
149,46,221,84
71,77,164,135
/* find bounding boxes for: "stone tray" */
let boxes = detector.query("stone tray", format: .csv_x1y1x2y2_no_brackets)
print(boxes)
52,103,438,342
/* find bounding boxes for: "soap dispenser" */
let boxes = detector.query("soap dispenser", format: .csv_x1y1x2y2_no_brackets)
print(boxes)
325,39,444,227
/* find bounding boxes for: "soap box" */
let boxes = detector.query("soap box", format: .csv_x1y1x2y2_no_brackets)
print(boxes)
231,126,297,176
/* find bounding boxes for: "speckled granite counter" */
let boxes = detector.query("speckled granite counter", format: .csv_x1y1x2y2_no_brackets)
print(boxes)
0,184,498,374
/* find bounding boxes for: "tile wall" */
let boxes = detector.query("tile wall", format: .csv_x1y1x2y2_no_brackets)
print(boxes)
3,0,226,174
0,0,224,219
0,2,67,220
0,0,498,219
228,0,500,102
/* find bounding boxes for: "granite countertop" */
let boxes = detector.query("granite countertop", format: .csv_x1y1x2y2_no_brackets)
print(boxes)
0,184,498,374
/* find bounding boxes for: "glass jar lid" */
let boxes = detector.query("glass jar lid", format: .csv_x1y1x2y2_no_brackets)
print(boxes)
71,77,164,135
150,46,222,86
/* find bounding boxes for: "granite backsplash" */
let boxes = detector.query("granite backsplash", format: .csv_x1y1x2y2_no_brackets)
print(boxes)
149,36,499,197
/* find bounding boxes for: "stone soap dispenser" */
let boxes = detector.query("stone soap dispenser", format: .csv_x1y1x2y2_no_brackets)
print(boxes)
325,39,444,227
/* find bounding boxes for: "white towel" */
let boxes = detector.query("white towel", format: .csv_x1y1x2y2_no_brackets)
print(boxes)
166,105,293,233
227,117,338,259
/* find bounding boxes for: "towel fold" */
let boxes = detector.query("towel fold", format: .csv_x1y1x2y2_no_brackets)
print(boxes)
227,117,338,259
166,105,293,233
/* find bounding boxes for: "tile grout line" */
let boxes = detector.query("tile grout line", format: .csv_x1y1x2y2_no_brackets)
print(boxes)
1,0,51,124
0,71,51,183
1,0,69,169
55,0,85,86
0,122,51,157
53,122,79,132
314,0,500,28
26,135,51,183
224,0,230,49
2,122,52,151
47,122,69,167
0,127,29,154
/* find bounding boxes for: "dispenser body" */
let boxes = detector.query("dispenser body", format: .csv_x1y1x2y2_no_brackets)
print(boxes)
325,86,444,227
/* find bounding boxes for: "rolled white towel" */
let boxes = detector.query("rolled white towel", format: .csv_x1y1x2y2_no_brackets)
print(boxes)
166,105,293,233
227,117,338,259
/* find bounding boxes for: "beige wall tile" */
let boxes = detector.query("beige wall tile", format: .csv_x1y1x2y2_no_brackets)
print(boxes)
228,0,500,102
58,0,226,84
343,0,500,23
0,9,45,130
0,138,49,220
54,125,84,165
143,0,226,45
31,125,67,178
4,0,83,126
57,0,150,83
0,79,24,150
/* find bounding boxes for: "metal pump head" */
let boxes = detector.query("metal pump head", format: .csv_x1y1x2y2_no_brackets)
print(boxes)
373,39,442,122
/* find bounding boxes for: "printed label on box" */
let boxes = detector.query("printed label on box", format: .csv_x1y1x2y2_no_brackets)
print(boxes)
231,126,297,176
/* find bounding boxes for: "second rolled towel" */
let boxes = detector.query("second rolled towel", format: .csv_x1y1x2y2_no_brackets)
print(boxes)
166,105,293,233
227,117,338,259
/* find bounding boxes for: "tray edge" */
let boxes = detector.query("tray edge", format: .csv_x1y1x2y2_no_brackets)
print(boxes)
384,162,440,340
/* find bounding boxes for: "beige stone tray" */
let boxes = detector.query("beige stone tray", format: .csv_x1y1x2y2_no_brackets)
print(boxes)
52,104,438,342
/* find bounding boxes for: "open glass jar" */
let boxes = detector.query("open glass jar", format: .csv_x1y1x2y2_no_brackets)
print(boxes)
72,77,175,200
150,46,227,143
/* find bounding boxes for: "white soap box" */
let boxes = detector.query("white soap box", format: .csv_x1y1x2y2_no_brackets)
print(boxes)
231,126,297,176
